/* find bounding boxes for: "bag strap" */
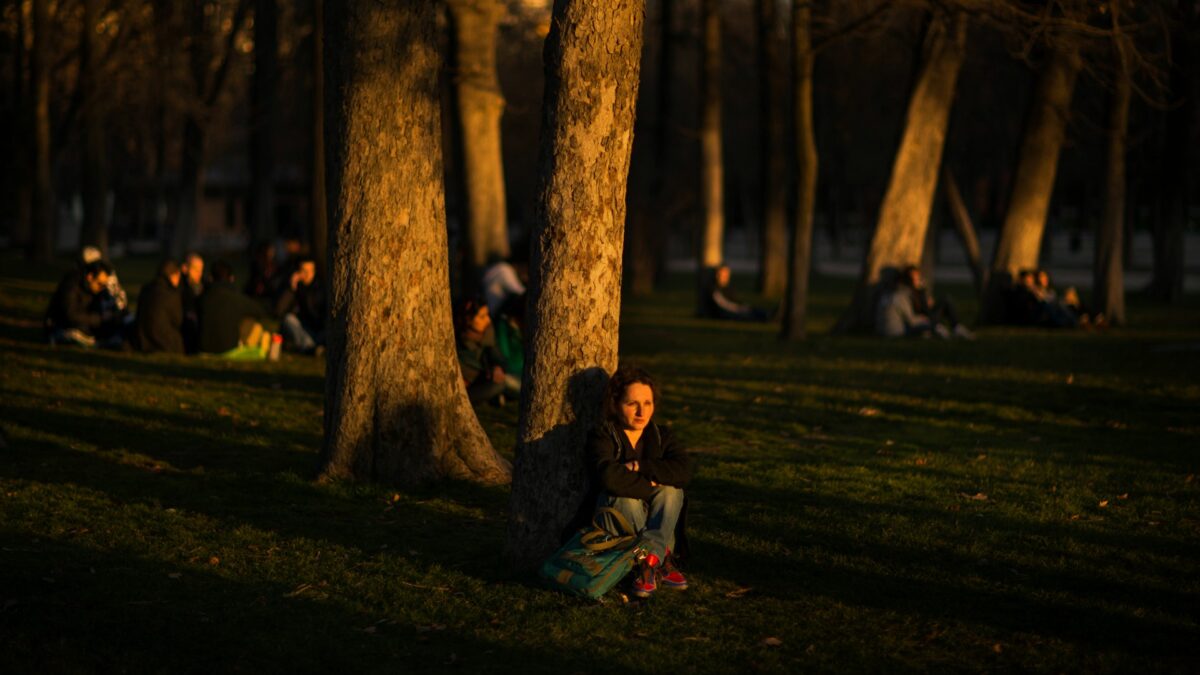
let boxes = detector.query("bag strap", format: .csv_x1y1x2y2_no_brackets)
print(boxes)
580,507,638,552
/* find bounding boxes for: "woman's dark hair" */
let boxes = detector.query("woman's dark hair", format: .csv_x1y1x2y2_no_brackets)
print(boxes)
455,296,487,335
602,366,658,425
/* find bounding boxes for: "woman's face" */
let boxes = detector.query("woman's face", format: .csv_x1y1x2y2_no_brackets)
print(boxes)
619,382,655,431
468,306,491,334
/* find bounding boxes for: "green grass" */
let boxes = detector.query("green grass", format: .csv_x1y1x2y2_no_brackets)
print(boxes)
1,254,1198,673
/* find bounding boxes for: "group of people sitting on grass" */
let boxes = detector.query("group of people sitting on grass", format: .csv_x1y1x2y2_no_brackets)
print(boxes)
876,265,975,340
1002,268,1105,329
44,243,327,359
456,256,528,406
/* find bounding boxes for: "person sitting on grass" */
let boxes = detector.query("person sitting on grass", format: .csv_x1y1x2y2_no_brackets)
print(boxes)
80,246,128,316
274,256,325,354
134,259,185,355
198,260,273,359
180,252,206,353
1033,269,1104,328
45,260,125,348
877,265,973,339
699,264,770,322
587,366,692,598
455,297,509,405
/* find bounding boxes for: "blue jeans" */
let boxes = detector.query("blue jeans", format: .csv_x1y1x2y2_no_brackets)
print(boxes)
597,485,684,562
281,314,323,352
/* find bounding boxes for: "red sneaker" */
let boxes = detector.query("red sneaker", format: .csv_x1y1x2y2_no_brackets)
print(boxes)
631,562,657,598
660,556,688,590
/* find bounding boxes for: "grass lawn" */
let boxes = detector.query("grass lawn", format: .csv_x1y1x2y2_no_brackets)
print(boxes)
1,253,1198,673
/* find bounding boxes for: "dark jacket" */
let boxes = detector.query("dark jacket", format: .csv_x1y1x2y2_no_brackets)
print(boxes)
274,281,324,330
45,271,104,334
580,421,694,561
135,276,185,354
198,281,267,353
457,326,505,384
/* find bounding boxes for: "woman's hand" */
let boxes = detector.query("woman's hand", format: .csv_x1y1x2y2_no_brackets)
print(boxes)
490,366,505,384
623,460,639,473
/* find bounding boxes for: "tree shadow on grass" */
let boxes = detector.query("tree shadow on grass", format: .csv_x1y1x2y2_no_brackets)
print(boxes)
0,534,632,675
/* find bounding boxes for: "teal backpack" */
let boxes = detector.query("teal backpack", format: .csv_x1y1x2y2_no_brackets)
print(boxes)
539,507,642,600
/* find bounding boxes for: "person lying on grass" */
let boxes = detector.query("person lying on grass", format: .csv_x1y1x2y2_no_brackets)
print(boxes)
587,366,693,598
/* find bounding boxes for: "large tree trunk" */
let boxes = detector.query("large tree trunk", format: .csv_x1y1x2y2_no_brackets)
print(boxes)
1095,8,1131,326
80,0,108,256
506,0,643,570
447,0,509,271
781,0,816,341
31,0,54,262
979,45,1081,323
310,0,328,271
698,0,724,271
834,10,967,333
250,0,278,242
319,0,510,487
1150,4,1194,304
756,0,787,297
12,2,32,249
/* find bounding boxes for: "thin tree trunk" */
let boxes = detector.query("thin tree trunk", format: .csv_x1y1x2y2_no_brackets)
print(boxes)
757,0,787,297
781,0,816,341
31,0,54,262
250,0,278,242
834,10,967,333
1150,4,1193,304
979,45,1081,322
311,0,327,272
447,0,509,270
698,0,724,270
1095,6,1131,326
506,0,644,570
319,0,510,487
943,168,985,294
13,1,31,249
80,0,108,256
171,116,203,257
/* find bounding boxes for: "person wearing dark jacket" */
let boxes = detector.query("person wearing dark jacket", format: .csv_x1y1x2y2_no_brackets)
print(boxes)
134,259,185,354
198,260,270,355
45,260,120,347
274,256,325,353
587,366,693,598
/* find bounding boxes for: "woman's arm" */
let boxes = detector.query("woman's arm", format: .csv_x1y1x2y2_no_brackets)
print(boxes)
638,426,692,488
587,427,654,500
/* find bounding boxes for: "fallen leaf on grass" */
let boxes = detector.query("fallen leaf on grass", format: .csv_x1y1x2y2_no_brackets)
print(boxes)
1117,493,1129,500
216,407,233,417
992,643,1003,654
858,407,881,417
959,492,989,502
915,457,929,466
208,556,220,566
725,587,753,599
1098,500,1109,508
761,637,783,647
682,636,709,642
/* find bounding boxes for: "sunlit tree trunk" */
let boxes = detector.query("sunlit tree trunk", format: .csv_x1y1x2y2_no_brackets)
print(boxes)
311,0,327,272
698,0,724,270
319,0,510,487
250,0,278,242
979,45,1081,322
80,0,108,256
447,0,509,271
757,0,787,297
506,0,643,570
835,10,966,333
781,0,816,340
1095,6,1130,326
31,0,54,262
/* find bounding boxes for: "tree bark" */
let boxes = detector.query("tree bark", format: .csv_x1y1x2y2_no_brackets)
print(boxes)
757,0,787,297
698,0,724,270
834,10,967,333
80,0,108,257
250,0,278,242
506,0,644,570
311,0,328,272
942,168,985,294
1095,6,1131,326
781,0,816,341
447,0,509,271
12,1,32,249
319,0,510,487
1150,4,1194,304
979,45,1081,322
31,0,54,262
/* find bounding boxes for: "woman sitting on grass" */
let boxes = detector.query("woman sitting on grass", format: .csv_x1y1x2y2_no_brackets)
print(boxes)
587,366,693,598
455,297,510,405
